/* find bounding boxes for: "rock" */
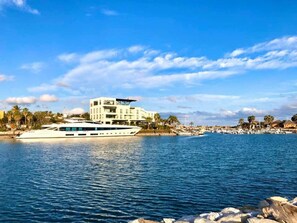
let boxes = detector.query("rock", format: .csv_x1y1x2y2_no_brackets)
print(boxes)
290,197,297,206
129,219,160,223
258,200,269,209
174,215,196,223
193,217,216,223
261,196,297,223
240,206,259,214
199,212,222,221
216,213,250,223
162,218,175,223
220,207,241,215
256,215,264,219
246,217,279,223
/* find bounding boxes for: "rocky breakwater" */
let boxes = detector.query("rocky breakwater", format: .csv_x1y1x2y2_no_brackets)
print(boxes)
129,196,297,223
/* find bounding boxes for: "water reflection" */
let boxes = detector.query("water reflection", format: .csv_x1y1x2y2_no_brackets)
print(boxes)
1,134,297,222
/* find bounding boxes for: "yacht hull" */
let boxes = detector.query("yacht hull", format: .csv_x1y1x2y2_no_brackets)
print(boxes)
16,123,141,139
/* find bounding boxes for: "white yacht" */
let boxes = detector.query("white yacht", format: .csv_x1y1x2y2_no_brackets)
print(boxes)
16,122,141,139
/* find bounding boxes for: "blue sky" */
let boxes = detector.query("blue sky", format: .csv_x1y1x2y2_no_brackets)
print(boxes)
0,0,297,125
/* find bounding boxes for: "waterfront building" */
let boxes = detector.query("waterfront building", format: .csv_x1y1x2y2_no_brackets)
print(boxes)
0,110,4,120
90,97,156,125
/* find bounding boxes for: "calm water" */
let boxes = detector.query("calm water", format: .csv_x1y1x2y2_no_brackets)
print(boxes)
0,134,297,222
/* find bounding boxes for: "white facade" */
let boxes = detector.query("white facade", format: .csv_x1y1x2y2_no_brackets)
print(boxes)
90,97,156,124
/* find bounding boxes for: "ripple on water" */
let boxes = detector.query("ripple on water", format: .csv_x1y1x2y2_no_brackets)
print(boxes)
0,134,297,222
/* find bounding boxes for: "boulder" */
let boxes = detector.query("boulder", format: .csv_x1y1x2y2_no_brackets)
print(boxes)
246,217,279,223
129,218,160,223
193,217,216,223
162,218,175,223
220,207,241,215
216,213,250,223
199,212,222,221
261,196,297,223
290,197,297,206
174,215,196,223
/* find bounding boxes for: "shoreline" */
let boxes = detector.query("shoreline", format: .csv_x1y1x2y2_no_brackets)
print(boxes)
129,196,297,223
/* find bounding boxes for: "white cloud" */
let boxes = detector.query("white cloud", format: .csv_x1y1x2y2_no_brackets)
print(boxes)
29,35,297,94
27,84,57,92
80,49,118,63
0,74,14,82
21,62,45,73
100,8,118,16
228,36,297,57
39,94,58,102
0,0,39,14
128,45,145,53
4,94,59,105
57,53,78,63
5,96,37,105
63,107,85,115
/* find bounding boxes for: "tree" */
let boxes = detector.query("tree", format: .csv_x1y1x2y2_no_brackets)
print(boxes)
292,114,297,122
145,117,153,129
166,115,180,125
248,115,256,129
6,111,13,125
238,118,244,127
13,111,22,129
264,115,274,126
26,112,33,128
154,113,161,127
189,121,194,127
12,105,21,114
247,115,256,124
81,112,90,120
22,108,29,127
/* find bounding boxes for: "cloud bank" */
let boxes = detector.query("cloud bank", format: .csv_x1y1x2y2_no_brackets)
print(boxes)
0,0,39,14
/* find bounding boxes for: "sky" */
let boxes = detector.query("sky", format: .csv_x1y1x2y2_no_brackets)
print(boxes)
0,0,297,125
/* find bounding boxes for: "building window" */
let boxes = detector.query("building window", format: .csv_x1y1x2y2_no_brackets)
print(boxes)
94,101,98,106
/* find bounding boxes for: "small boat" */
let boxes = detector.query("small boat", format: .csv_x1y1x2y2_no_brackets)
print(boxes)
16,121,141,139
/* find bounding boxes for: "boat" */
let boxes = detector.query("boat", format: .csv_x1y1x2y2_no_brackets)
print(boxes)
16,121,141,139
174,129,204,136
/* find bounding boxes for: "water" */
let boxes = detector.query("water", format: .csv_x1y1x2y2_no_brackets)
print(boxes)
0,134,296,222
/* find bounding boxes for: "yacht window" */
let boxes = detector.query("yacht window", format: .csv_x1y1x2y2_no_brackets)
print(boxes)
66,134,74,136
78,134,86,136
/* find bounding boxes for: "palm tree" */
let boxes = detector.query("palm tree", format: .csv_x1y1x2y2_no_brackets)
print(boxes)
264,115,274,126
6,111,13,125
26,112,33,129
247,115,255,123
145,117,153,129
166,115,180,125
154,113,161,127
13,111,22,129
12,105,21,114
22,108,29,127
238,118,244,127
291,114,297,122
248,115,256,129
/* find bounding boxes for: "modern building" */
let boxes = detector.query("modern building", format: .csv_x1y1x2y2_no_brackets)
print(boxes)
90,97,156,125
0,110,4,120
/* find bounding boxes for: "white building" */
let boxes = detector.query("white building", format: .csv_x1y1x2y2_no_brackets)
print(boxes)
90,97,156,125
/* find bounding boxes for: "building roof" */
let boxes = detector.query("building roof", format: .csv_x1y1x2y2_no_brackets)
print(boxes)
116,98,137,102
